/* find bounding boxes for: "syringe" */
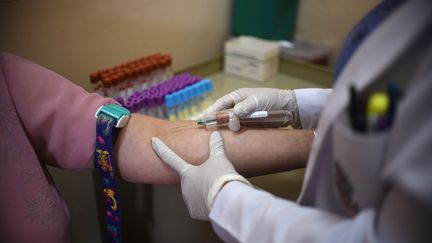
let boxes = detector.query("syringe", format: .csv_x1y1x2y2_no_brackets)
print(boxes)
196,109,293,131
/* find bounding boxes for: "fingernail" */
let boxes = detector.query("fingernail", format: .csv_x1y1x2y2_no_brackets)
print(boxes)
151,137,159,147
211,131,221,140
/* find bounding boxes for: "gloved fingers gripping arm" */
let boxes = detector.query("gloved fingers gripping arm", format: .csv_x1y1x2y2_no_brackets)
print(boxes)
151,136,192,173
205,88,302,129
151,131,251,220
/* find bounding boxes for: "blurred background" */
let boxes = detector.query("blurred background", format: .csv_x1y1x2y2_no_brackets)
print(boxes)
0,0,380,242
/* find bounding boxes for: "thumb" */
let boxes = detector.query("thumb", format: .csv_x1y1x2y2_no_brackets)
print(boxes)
208,131,225,157
151,137,192,173
205,94,236,114
233,96,259,117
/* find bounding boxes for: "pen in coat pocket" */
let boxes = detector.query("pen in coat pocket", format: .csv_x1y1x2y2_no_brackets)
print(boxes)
349,86,367,132
367,92,389,132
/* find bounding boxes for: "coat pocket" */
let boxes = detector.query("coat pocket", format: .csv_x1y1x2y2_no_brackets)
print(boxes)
332,113,390,213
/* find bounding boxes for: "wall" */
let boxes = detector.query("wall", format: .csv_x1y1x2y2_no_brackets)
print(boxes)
0,0,231,91
0,0,383,84
295,0,380,65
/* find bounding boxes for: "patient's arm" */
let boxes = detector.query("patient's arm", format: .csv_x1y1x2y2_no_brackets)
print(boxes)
0,52,311,184
116,114,314,184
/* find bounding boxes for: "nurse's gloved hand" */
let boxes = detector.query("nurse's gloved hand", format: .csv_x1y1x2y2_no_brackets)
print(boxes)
205,88,302,129
151,131,251,220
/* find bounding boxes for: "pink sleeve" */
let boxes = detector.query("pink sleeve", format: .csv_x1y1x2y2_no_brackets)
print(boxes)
0,53,117,170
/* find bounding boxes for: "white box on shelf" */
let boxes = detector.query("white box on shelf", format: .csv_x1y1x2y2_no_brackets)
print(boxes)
224,36,280,82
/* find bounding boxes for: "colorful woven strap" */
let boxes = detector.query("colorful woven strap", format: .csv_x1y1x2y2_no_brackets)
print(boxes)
94,113,122,243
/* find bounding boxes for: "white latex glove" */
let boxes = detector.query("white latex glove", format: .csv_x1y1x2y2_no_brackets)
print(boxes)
151,131,251,220
205,88,302,128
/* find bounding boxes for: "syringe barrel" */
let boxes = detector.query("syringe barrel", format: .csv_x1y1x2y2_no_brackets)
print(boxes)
239,110,292,128
199,109,292,130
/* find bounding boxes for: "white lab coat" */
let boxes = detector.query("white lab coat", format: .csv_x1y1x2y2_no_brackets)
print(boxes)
209,0,432,242
295,88,332,129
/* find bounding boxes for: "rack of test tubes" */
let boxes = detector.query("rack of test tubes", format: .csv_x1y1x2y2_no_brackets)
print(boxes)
115,73,213,120
89,53,173,98
89,53,213,120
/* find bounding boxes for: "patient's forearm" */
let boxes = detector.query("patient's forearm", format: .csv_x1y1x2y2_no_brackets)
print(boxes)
115,114,313,184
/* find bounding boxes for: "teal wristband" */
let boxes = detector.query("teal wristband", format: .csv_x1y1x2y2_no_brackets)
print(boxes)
95,103,131,128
